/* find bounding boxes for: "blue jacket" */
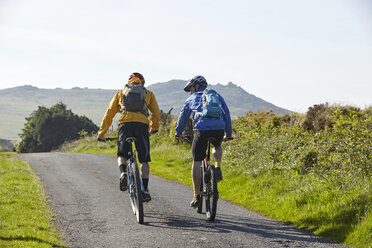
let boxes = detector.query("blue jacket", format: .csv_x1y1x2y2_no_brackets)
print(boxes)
176,88,232,137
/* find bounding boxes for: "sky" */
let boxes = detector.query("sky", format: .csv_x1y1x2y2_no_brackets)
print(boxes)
0,0,371,112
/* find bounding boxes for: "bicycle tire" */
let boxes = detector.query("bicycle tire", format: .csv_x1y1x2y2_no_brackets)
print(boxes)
206,165,218,221
196,163,204,213
129,158,144,224
129,159,136,215
129,170,137,215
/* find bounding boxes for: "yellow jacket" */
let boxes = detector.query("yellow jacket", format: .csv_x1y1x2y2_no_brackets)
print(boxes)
98,82,160,138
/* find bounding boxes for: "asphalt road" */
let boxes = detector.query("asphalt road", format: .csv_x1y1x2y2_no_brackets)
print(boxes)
19,153,348,248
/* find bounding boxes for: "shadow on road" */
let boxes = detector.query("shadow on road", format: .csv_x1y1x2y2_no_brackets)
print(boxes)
144,210,336,245
0,236,67,248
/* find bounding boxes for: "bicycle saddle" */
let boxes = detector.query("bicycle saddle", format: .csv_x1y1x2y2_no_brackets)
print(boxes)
126,137,136,143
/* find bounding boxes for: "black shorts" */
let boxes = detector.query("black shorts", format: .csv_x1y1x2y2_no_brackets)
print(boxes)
192,130,224,161
117,122,150,163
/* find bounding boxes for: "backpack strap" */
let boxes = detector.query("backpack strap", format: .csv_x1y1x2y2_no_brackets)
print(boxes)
143,88,149,117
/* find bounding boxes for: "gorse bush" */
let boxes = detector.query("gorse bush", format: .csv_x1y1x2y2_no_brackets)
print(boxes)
301,103,333,132
224,105,372,178
325,112,372,176
300,103,370,133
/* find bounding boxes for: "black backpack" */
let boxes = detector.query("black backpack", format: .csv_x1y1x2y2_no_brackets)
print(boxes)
121,84,148,116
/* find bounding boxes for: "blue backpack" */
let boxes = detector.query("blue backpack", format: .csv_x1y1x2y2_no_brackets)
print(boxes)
201,89,223,118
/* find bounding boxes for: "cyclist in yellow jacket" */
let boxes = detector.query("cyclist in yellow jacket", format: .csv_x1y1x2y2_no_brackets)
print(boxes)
97,72,160,202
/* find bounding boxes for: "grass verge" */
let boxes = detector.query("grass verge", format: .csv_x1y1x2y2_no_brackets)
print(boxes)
0,152,67,248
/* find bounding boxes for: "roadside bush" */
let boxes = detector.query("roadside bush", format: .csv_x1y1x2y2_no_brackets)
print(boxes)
301,103,333,132
0,139,14,152
16,102,98,153
226,107,372,177
159,108,174,135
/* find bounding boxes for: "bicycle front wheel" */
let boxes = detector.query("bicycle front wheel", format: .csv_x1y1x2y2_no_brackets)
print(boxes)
129,160,144,224
205,165,218,221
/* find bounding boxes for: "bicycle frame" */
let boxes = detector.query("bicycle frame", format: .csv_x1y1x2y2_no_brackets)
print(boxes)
125,137,144,224
201,141,211,194
197,139,218,221
127,150,135,197
127,141,147,197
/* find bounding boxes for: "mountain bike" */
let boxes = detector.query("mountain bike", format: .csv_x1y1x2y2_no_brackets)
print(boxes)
106,137,145,224
175,135,219,221
197,138,219,221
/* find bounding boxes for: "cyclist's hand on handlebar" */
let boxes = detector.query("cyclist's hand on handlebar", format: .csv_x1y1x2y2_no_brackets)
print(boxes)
175,134,185,140
149,130,158,136
223,136,234,142
97,137,106,142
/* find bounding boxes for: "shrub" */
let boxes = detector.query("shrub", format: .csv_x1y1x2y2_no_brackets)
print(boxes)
16,102,98,153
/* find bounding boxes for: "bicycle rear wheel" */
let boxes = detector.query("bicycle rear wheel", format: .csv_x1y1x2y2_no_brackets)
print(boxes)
205,165,218,221
129,159,144,224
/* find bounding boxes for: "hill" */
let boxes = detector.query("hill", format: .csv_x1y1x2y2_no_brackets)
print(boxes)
0,81,291,140
149,80,291,116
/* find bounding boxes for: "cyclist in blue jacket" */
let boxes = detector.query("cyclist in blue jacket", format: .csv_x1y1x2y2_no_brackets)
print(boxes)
175,75,233,208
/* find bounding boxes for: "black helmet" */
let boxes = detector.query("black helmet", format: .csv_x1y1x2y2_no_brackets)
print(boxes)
184,75,207,92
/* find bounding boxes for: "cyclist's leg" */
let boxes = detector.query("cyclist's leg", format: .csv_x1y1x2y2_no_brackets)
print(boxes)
133,122,152,201
208,130,224,159
117,124,132,191
140,162,151,202
190,160,202,207
212,146,222,161
192,160,202,196
212,146,223,174
191,131,208,206
117,123,132,162
140,162,149,190
118,157,127,172
118,160,128,191
210,130,224,181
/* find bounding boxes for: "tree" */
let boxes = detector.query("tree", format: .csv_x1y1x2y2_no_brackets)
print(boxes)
16,102,98,153
0,139,14,152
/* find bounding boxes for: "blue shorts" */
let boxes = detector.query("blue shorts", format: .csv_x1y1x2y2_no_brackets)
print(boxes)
117,122,150,163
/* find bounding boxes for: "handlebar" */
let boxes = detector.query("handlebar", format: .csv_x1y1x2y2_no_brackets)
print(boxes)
175,134,193,142
150,130,158,136
97,137,117,142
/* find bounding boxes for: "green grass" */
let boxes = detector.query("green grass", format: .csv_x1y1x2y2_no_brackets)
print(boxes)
150,141,193,186
58,135,117,155
219,170,372,245
0,152,67,248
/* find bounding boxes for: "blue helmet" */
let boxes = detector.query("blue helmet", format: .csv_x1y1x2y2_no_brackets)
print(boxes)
184,75,207,92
